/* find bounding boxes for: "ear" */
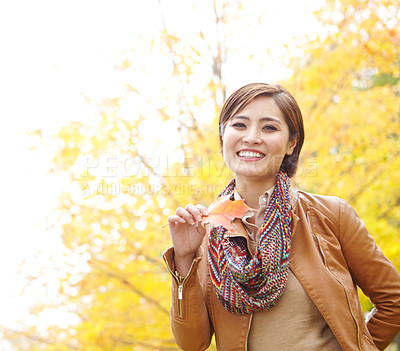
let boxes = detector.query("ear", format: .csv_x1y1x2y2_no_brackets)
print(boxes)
286,133,299,156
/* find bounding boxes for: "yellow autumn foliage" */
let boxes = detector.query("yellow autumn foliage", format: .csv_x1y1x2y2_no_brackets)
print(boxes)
9,0,399,350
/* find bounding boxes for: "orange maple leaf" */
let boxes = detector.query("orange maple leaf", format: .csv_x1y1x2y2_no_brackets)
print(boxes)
201,194,251,232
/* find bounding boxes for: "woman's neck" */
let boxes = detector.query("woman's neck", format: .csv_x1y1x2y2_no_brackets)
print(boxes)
235,175,276,210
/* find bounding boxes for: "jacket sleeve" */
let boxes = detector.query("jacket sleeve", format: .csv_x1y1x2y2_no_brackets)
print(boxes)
162,246,214,351
339,199,400,350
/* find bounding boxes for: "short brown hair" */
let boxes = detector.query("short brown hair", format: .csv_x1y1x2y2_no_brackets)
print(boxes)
218,83,304,177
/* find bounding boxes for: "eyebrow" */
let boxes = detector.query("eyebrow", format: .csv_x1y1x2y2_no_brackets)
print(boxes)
231,115,282,124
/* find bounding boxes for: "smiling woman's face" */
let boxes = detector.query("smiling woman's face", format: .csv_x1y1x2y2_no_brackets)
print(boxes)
222,95,297,182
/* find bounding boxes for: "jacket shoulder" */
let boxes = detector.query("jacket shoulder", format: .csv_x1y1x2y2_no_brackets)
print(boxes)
294,190,349,228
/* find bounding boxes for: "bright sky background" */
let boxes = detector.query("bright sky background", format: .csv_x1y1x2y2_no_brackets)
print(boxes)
0,0,323,345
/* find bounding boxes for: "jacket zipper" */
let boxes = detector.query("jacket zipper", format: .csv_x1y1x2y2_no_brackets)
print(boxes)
177,275,184,319
164,257,197,320
307,211,362,350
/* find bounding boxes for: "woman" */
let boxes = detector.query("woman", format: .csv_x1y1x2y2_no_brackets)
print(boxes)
163,83,400,350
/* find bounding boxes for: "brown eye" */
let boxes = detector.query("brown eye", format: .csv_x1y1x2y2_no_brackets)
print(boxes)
263,125,278,131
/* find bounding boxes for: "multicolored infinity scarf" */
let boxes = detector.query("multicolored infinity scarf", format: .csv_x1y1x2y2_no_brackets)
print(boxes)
208,170,292,315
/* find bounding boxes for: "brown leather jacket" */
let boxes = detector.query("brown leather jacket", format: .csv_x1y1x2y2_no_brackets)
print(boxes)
163,190,400,351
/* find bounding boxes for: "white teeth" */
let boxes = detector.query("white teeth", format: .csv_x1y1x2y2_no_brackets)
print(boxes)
238,151,264,158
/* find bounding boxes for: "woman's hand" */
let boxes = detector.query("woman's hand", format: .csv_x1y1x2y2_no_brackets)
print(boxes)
168,204,208,276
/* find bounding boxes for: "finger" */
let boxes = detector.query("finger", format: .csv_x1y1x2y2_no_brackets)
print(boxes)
196,204,209,216
185,203,203,222
195,221,206,235
168,215,185,224
176,207,196,225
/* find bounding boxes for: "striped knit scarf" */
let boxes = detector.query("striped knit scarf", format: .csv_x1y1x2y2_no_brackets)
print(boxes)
208,170,292,315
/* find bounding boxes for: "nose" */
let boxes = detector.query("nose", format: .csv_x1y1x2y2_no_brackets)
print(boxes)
242,126,262,144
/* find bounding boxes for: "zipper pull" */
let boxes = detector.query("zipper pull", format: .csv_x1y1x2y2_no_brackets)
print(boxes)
178,283,184,319
178,284,183,300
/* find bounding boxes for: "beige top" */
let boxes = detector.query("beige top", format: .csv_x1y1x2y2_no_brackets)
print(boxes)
235,189,342,351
